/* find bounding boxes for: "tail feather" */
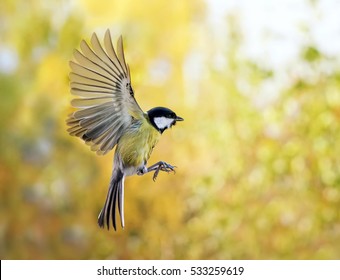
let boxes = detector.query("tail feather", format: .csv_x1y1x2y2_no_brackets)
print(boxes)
117,177,125,228
110,184,118,230
98,169,125,230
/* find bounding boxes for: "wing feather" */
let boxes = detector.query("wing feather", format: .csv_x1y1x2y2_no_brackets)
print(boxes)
73,49,121,82
117,36,129,76
70,82,113,94
73,102,113,119
69,61,116,86
104,31,127,78
66,30,144,155
69,72,113,89
80,38,121,77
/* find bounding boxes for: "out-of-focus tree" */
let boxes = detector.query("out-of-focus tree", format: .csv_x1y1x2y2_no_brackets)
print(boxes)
0,0,339,259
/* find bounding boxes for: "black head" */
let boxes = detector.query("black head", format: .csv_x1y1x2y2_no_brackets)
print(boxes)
147,107,184,133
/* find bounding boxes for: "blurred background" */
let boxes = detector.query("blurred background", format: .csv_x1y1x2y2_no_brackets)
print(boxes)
1,0,340,259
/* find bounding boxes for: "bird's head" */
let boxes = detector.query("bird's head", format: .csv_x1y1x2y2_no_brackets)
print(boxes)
147,107,184,133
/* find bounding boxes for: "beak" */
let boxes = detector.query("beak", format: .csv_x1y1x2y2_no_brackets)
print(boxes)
176,116,184,121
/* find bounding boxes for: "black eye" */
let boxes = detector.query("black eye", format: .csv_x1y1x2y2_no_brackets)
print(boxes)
165,112,176,118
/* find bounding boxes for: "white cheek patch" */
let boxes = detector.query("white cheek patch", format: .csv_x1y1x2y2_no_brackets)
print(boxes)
154,117,174,130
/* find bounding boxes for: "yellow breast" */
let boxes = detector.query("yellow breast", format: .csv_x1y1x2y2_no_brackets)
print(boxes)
117,119,160,168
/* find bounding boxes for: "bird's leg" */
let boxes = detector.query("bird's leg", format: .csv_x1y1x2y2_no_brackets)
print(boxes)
146,161,176,181
137,166,147,176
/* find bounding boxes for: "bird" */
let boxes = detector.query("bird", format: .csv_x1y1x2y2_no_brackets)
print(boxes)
66,30,183,231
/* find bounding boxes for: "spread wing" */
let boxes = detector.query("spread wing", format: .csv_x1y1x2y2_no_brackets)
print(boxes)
66,30,144,155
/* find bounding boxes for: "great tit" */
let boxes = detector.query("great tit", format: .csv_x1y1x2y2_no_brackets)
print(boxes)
66,30,183,230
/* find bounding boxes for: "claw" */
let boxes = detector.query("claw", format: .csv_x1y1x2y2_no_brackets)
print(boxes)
152,171,159,182
149,161,176,181
161,165,176,173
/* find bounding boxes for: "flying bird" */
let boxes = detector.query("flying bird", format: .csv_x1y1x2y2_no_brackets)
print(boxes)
66,30,183,230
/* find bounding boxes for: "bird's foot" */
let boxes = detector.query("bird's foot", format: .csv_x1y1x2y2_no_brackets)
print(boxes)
147,161,176,181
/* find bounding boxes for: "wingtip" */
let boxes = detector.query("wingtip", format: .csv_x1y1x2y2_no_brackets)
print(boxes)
104,29,112,41
79,39,88,49
105,29,111,36
91,30,98,38
68,60,78,70
117,35,123,47
90,32,100,45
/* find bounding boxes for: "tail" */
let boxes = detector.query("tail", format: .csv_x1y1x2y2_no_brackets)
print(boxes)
98,169,125,231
